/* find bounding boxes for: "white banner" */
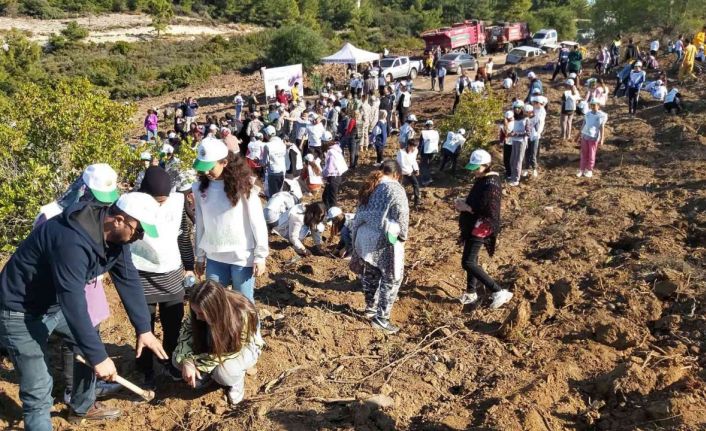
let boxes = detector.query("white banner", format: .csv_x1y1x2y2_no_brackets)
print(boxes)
262,64,303,99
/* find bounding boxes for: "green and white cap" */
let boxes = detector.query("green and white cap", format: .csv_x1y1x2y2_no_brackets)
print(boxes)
82,163,119,204
193,137,228,172
115,192,159,238
464,149,492,171
385,220,401,245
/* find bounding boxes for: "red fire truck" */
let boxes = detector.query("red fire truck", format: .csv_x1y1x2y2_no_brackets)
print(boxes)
484,22,531,53
420,20,487,55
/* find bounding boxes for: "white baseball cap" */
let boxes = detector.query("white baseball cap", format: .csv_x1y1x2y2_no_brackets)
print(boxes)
326,206,343,222
569,72,577,79
304,154,315,162
425,119,434,126
263,125,276,136
457,128,466,136
524,104,534,112
140,151,152,161
566,79,575,86
504,110,514,119
512,100,524,109
82,163,119,204
167,132,177,139
208,124,218,131
407,114,418,122
115,192,159,238
527,71,536,79
160,143,174,155
464,149,492,171
193,137,228,172
322,131,333,142
634,61,643,67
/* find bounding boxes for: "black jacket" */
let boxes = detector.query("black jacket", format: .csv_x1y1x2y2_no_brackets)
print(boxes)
459,173,502,255
0,202,151,365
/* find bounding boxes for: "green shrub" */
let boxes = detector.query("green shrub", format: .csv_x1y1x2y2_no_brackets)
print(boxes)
61,21,89,41
439,90,503,157
0,30,46,93
109,41,131,55
0,78,135,252
19,0,63,18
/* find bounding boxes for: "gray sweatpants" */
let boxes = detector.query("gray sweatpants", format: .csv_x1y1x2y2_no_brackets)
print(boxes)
360,261,402,320
510,139,527,182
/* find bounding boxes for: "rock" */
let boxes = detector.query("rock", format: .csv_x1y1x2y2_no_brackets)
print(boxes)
551,278,580,307
209,403,226,415
646,400,671,419
532,289,556,323
305,352,318,361
653,269,682,299
499,300,531,340
654,314,681,332
272,313,285,321
379,383,393,396
299,264,315,275
365,394,395,409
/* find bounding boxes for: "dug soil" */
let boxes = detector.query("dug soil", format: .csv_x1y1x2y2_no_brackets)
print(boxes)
1,52,705,430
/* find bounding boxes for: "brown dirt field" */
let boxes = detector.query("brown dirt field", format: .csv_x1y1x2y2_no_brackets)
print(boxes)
1,51,705,431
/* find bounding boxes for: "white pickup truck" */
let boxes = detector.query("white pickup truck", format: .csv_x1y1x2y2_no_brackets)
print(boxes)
378,56,423,82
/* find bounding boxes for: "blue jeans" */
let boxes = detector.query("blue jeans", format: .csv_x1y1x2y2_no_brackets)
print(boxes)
146,129,157,142
0,307,96,431
206,259,255,302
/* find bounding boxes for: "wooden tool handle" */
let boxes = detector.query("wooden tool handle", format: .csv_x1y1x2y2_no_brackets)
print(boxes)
75,355,154,401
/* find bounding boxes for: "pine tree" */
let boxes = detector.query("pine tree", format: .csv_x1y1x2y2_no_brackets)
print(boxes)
147,0,173,37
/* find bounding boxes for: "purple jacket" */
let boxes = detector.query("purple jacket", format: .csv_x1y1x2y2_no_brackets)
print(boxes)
323,144,348,178
144,114,158,131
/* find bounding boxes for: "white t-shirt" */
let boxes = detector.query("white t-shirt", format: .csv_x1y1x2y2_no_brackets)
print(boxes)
396,148,419,176
264,137,287,174
421,129,440,154
470,80,485,93
306,122,326,148
234,94,244,106
503,77,513,89
581,110,608,140
442,131,466,153
247,139,264,160
650,40,659,52
664,89,679,104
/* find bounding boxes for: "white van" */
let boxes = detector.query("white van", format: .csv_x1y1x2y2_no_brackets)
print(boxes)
532,29,558,47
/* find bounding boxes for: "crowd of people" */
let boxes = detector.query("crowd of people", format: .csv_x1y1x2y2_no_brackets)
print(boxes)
0,29,698,430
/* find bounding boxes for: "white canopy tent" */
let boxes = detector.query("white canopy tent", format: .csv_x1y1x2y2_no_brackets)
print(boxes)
321,42,380,65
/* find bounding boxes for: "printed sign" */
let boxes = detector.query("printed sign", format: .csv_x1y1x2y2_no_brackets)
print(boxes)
262,64,304,99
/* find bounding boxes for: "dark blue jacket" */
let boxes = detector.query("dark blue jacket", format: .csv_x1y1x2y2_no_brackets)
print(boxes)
0,202,151,365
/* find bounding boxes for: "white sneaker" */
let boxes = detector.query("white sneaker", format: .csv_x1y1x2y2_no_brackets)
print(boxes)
576,170,584,177
489,290,514,309
459,292,479,305
509,181,519,187
521,170,529,178
584,171,593,178
532,169,538,178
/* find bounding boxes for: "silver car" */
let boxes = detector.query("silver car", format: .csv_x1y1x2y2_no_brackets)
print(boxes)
436,53,477,75
505,46,545,64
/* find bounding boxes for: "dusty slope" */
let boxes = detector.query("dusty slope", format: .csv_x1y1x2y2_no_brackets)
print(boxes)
1,53,705,431
0,13,260,43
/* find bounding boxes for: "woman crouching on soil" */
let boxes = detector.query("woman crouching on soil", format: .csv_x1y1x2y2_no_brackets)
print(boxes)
172,280,263,406
454,150,513,309
350,160,409,334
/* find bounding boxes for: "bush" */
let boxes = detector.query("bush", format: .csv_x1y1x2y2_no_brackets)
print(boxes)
19,0,64,18
61,21,89,41
0,30,46,93
439,90,503,157
0,78,135,252
266,24,325,71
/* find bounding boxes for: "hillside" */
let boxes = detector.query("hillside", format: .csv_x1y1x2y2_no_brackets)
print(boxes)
1,52,705,431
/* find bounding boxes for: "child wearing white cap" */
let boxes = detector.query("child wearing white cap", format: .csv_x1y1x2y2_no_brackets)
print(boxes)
560,79,581,141
326,206,356,258
525,97,546,178
454,150,513,309
577,99,608,178
500,110,515,179
439,128,466,174
419,119,440,186
192,138,269,302
508,102,530,186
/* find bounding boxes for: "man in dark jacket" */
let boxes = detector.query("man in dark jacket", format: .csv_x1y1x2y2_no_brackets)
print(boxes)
0,192,167,429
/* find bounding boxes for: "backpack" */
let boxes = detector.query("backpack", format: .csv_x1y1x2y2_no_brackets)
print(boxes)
563,91,576,111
